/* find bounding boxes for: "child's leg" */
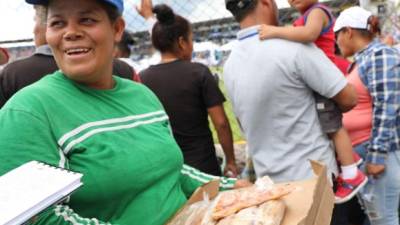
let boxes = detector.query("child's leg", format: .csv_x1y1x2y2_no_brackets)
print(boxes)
329,128,353,165
330,128,368,204
313,93,367,204
328,128,357,179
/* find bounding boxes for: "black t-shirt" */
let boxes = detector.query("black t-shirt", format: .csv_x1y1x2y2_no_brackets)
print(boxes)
140,60,225,175
0,54,58,108
0,54,135,108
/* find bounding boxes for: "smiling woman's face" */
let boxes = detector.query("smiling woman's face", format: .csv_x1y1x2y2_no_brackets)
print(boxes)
46,0,124,88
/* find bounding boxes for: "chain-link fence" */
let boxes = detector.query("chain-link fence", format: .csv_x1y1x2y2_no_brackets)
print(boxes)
13,0,400,143
0,0,364,142
3,0,399,55
0,0,363,56
123,0,361,58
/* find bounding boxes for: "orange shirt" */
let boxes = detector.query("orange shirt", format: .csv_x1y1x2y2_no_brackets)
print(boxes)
343,64,373,146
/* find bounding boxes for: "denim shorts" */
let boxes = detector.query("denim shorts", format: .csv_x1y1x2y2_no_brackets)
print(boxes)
314,92,343,134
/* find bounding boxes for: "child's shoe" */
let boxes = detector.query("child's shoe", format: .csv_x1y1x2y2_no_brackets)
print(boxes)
335,169,368,204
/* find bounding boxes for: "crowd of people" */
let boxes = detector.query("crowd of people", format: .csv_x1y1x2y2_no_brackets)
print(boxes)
0,0,399,225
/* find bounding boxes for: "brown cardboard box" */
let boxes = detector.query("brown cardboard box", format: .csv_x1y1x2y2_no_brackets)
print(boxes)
280,161,335,225
168,160,334,225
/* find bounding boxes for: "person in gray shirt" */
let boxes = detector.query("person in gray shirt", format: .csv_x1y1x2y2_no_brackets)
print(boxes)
223,0,357,182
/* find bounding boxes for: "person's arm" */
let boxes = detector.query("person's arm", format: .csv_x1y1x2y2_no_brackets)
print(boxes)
331,83,358,112
0,48,9,65
30,205,114,225
136,0,156,34
136,0,153,19
293,42,357,110
258,8,328,43
179,164,251,198
0,109,115,225
362,48,400,169
198,65,238,177
208,105,237,177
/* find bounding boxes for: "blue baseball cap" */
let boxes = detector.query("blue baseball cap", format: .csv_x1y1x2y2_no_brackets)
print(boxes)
25,0,124,14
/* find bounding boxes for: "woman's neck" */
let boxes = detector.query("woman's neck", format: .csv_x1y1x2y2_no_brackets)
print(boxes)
353,37,374,54
160,52,180,63
79,75,115,90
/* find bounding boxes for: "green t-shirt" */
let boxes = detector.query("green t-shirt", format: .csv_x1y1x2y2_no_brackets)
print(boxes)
0,71,236,225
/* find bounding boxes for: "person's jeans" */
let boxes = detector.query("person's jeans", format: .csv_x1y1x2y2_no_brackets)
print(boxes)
354,141,400,225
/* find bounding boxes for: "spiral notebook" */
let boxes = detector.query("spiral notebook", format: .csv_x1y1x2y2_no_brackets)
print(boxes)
0,161,83,225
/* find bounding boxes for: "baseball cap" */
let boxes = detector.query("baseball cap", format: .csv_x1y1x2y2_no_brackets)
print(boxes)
225,0,255,13
333,6,372,33
25,0,124,14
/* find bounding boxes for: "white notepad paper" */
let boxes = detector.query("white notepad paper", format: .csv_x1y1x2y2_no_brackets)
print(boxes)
0,161,83,225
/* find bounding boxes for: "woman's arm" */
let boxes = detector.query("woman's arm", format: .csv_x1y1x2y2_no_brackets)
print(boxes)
31,205,114,225
179,164,252,198
258,8,329,43
0,109,115,225
179,164,237,198
363,48,400,170
208,104,237,177
136,0,156,34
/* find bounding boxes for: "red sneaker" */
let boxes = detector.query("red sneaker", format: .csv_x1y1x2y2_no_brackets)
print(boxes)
353,152,363,166
335,170,368,204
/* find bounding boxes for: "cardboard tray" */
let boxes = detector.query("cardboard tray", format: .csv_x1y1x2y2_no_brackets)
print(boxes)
168,160,334,225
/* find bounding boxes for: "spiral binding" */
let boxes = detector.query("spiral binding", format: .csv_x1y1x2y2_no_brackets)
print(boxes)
33,161,79,175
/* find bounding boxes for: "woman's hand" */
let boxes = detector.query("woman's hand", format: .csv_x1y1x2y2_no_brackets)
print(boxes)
233,179,253,189
366,163,385,178
136,0,154,20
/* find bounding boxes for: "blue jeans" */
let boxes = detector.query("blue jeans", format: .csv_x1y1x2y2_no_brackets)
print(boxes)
354,141,400,225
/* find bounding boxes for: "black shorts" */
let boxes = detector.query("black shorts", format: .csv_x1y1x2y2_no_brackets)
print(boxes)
314,92,343,134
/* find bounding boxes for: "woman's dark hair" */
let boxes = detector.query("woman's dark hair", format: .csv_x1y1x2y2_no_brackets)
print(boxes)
226,0,258,22
98,0,121,23
151,4,191,53
355,15,381,38
367,16,381,35
117,31,135,57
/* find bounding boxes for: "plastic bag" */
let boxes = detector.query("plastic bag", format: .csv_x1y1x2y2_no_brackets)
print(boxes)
168,193,211,225
212,177,293,220
215,200,286,225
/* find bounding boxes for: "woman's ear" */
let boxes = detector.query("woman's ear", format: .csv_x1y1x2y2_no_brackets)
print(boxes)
113,17,126,43
343,27,353,39
177,36,186,50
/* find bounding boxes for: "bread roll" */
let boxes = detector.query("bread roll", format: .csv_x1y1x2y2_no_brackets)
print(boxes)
257,200,285,225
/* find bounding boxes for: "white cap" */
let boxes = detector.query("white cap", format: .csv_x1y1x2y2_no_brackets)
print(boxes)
333,6,373,33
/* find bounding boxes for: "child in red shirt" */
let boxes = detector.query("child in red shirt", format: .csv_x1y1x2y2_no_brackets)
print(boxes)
258,0,367,204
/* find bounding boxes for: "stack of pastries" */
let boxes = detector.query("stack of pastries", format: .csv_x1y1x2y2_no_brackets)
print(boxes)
169,177,294,225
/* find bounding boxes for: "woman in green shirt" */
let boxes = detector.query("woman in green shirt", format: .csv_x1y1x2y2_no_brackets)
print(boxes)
0,0,247,224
